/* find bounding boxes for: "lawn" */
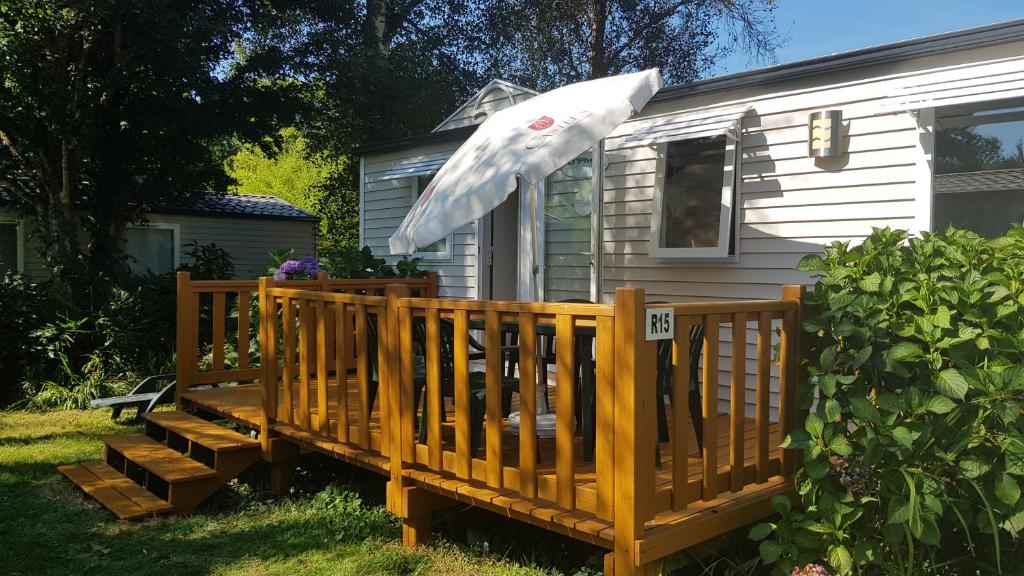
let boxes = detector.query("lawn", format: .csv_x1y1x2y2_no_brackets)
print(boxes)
0,410,606,576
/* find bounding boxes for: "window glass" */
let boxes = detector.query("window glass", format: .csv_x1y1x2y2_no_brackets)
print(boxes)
543,150,592,301
660,136,728,249
415,175,448,256
124,227,175,275
0,223,17,272
934,106,1024,237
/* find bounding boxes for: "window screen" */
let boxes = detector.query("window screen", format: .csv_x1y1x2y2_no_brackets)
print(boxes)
124,227,175,275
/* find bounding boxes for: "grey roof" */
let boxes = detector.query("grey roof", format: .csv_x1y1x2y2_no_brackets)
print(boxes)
155,193,318,221
934,168,1024,195
0,184,317,221
651,18,1024,103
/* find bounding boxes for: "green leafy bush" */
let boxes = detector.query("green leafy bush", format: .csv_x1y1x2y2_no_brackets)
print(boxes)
0,273,53,404
751,226,1024,575
316,245,425,279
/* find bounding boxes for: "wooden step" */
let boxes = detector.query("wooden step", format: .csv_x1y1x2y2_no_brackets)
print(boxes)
58,460,173,520
145,411,259,452
105,434,218,483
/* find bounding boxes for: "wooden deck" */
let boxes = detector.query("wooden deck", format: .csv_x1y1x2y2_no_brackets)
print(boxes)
173,274,804,574
182,380,791,552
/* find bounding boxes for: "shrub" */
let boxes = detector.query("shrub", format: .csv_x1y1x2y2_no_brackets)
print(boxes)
751,227,1024,575
0,273,53,404
319,245,425,279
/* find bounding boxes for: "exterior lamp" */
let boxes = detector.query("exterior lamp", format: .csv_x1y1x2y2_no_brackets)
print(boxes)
808,110,843,157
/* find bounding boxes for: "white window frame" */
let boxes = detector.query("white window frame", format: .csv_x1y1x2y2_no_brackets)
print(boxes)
648,132,740,260
124,222,180,274
0,217,25,273
409,176,453,261
928,98,1024,233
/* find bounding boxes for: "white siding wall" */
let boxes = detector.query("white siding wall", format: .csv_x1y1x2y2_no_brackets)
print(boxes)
3,208,317,281
149,213,317,279
602,41,1024,417
362,142,479,298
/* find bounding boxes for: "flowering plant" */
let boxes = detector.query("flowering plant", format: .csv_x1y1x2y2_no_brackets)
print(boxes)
272,255,321,281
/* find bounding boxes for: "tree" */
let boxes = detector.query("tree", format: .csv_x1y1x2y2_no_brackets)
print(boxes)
224,127,355,253
470,0,781,89
0,0,296,308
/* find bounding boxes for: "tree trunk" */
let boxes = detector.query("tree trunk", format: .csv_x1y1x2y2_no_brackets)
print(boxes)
587,0,609,79
364,0,389,62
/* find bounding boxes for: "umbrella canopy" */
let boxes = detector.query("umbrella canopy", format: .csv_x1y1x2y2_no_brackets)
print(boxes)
388,69,663,255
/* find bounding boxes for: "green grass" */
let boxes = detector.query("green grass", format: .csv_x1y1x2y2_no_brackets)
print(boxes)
0,410,594,576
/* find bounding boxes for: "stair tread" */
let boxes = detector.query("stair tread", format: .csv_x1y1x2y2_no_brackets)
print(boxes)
104,434,218,482
58,461,172,520
145,411,258,452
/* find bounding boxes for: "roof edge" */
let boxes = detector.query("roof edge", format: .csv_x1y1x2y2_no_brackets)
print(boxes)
651,18,1024,103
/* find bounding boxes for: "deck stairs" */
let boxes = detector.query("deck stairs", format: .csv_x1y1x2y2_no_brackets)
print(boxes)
58,411,260,520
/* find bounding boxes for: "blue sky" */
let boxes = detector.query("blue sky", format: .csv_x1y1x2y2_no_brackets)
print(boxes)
713,0,1024,75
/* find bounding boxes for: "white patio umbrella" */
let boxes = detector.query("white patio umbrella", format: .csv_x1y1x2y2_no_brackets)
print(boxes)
389,69,664,298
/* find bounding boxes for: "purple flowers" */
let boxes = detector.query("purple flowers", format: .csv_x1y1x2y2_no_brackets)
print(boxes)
273,257,320,281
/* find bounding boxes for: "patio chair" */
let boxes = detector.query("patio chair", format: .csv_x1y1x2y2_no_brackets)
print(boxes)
89,373,177,422
652,317,705,456
413,317,520,455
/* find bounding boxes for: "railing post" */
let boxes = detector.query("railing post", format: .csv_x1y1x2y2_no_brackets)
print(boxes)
259,276,274,453
612,287,659,575
175,271,193,409
425,271,439,298
780,284,807,477
384,284,409,500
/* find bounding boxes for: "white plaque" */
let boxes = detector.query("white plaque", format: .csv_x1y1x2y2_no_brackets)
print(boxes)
645,308,674,341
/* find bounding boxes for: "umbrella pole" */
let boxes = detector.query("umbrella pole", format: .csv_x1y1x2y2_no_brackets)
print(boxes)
528,180,550,416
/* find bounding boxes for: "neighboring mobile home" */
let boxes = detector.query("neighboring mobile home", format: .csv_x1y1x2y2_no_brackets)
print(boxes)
0,191,319,280
359,18,1024,418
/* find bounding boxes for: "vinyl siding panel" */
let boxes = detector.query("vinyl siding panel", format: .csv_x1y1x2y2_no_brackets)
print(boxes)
3,207,316,281
600,40,1024,417
362,142,478,298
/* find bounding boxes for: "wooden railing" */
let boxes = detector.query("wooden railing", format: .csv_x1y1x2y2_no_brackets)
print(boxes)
653,288,802,519
259,282,389,454
174,271,437,406
391,292,620,520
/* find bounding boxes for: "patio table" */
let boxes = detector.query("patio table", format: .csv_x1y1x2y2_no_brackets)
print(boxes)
467,318,599,460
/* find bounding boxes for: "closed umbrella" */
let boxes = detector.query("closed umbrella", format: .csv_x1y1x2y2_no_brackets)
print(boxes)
389,69,663,297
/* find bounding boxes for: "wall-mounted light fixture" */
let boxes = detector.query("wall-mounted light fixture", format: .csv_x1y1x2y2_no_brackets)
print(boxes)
808,110,843,157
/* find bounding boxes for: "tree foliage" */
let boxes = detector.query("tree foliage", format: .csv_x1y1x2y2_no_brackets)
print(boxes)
752,227,1024,575
0,0,295,306
470,0,781,89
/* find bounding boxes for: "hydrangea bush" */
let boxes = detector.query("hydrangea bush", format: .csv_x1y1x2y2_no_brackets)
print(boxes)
750,226,1024,575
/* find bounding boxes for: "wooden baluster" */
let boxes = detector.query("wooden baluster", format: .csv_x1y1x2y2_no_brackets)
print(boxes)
780,285,804,477
671,316,691,511
596,315,616,521
316,301,329,435
263,289,279,422
175,272,194,408
399,306,415,464
238,291,250,370
485,309,503,488
298,299,311,430
518,312,538,499
281,297,295,425
755,310,772,483
555,313,575,509
212,292,226,371
454,309,471,479
426,308,442,469
702,315,719,501
730,313,746,492
335,303,350,443
355,304,370,449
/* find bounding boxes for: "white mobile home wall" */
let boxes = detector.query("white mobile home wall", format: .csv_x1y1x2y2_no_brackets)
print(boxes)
602,40,1024,417
361,141,480,298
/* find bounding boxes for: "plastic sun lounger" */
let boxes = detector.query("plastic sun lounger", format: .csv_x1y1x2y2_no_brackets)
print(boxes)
90,374,177,421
